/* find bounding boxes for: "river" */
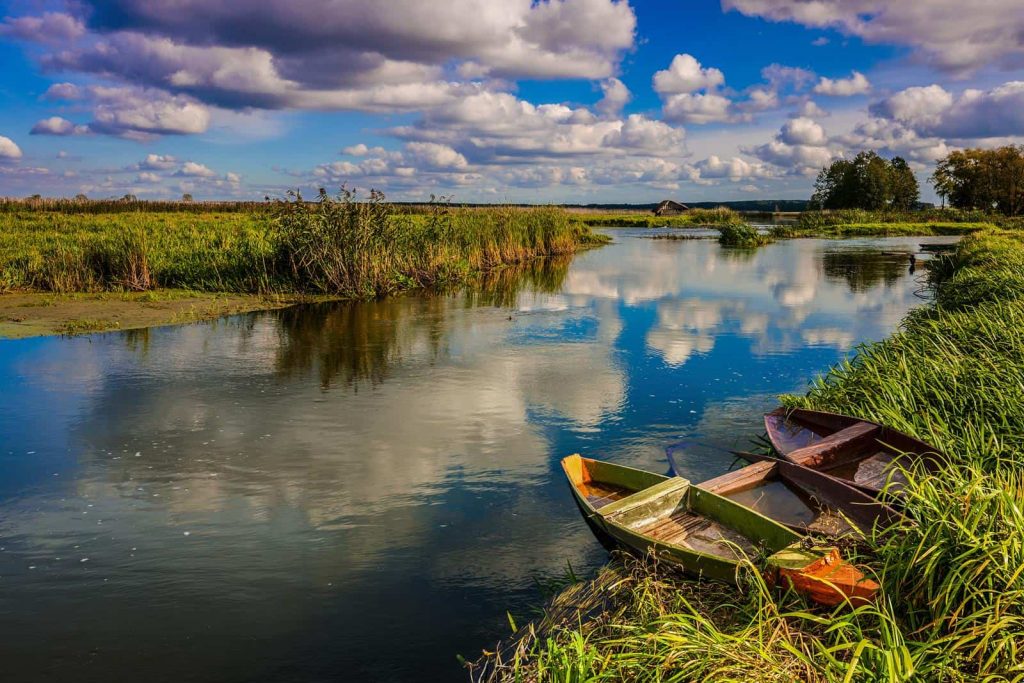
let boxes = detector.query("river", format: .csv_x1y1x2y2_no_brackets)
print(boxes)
0,231,956,682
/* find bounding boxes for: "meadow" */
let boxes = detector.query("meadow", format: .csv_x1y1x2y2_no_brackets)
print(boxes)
0,192,607,298
474,229,1024,682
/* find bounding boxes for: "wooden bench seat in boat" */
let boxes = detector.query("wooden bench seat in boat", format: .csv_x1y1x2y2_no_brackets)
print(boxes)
786,421,880,467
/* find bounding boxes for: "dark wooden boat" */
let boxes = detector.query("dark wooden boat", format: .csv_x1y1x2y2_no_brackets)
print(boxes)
562,454,879,606
764,407,945,497
667,447,901,538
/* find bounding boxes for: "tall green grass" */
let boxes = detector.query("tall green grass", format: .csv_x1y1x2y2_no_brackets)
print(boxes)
0,190,606,297
475,230,1024,682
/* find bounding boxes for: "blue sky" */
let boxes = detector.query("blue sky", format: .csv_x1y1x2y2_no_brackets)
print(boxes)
0,0,1022,203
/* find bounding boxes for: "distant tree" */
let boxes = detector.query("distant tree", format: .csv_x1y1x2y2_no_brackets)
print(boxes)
889,157,920,211
812,151,920,211
930,146,1024,215
121,193,138,202
181,193,194,202
857,151,892,211
992,146,1024,216
811,159,857,209
74,193,89,202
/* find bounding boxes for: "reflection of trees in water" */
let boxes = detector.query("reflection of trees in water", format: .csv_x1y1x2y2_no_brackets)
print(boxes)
821,250,909,292
718,246,760,263
121,315,261,360
273,256,572,389
469,254,572,308
273,298,448,390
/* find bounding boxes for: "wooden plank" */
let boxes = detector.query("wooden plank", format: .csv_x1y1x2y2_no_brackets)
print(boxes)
600,477,690,518
699,460,776,494
786,421,880,467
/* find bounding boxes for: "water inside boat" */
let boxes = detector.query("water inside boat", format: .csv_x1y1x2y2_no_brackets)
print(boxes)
632,510,759,560
723,480,856,536
765,413,831,452
826,452,909,491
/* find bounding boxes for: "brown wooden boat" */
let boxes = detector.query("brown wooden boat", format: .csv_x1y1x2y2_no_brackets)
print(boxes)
764,407,945,497
695,458,902,538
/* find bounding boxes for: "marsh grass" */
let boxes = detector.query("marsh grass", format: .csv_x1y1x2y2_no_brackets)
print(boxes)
772,208,1024,238
718,223,772,247
575,207,745,228
0,190,606,297
477,229,1024,682
770,222,988,239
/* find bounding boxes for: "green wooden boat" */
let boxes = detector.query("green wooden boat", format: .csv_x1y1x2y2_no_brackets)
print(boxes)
562,454,879,605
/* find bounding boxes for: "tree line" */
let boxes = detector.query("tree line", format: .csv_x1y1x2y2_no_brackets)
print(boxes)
811,151,919,211
811,145,1024,216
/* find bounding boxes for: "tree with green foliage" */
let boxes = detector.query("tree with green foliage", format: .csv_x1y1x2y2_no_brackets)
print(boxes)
889,157,920,211
811,151,920,211
930,146,1024,215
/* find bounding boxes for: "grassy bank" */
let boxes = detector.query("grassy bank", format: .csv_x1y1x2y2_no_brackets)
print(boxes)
0,192,607,299
771,208,1024,238
474,230,1024,681
574,207,745,228
771,222,989,238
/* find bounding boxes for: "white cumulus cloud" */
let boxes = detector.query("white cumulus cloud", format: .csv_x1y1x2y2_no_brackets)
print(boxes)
813,71,871,96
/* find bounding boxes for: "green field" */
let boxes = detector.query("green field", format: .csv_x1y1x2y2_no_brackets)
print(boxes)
0,196,607,298
476,230,1024,682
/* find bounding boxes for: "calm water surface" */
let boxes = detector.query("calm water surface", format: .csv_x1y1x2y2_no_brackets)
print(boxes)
0,232,956,682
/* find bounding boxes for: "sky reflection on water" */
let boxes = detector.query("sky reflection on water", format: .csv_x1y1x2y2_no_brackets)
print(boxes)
0,232,955,682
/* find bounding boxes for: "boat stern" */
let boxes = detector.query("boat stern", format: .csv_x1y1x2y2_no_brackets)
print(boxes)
767,545,879,607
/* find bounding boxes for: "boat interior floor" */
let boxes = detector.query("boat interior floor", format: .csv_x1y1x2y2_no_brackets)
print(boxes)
632,510,759,560
823,451,908,491
579,481,635,510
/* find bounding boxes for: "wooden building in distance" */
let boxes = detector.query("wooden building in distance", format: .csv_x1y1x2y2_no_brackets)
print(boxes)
653,200,690,216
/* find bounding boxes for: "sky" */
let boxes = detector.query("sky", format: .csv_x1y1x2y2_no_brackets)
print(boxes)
0,0,1023,203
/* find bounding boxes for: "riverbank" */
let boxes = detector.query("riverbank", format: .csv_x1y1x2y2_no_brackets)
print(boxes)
0,290,320,338
0,199,607,327
769,208,1023,238
473,229,1024,681
770,221,988,238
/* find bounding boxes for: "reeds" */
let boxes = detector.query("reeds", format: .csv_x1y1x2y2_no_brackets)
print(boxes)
0,190,606,297
575,207,745,228
718,223,772,247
